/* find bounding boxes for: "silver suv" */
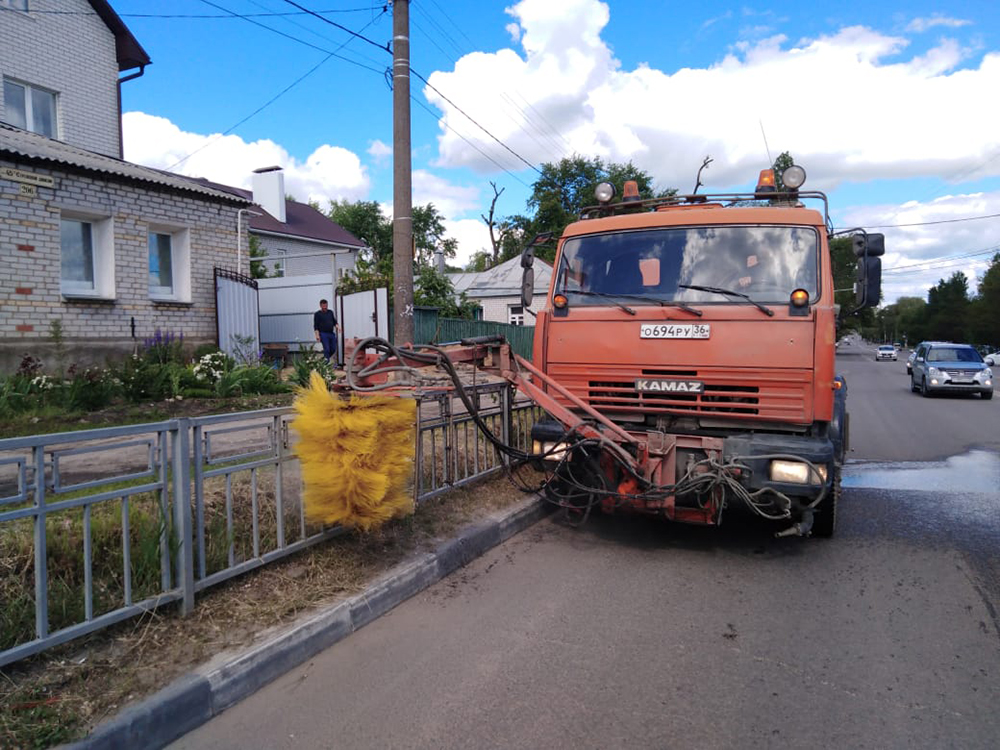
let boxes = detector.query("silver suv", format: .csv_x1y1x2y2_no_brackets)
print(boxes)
910,342,993,399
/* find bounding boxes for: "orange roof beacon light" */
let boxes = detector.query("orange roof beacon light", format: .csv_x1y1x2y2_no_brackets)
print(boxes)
622,180,641,202
755,169,777,198
595,182,616,204
553,293,569,309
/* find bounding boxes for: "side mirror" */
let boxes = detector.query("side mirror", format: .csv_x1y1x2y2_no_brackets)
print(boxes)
855,256,882,308
853,232,885,257
520,244,535,269
521,266,535,308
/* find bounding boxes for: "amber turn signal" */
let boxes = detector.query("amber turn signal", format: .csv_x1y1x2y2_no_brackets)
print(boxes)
790,289,809,307
553,293,568,309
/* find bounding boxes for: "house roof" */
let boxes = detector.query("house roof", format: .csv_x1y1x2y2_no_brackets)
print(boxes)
0,122,249,204
87,0,152,72
449,256,553,299
184,178,365,248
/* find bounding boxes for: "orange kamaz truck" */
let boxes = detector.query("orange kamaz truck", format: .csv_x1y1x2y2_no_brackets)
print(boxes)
521,166,883,537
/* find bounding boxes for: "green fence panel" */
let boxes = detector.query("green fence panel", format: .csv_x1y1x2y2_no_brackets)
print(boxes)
414,310,535,360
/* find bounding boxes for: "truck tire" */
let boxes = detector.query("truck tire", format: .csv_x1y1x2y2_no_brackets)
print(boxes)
812,466,840,538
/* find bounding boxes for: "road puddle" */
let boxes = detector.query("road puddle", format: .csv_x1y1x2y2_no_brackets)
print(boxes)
843,449,1000,493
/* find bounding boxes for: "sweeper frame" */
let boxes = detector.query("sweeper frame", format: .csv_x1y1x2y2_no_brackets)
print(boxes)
341,335,830,536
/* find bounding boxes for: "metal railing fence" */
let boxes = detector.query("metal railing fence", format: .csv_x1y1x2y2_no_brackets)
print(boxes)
0,383,542,667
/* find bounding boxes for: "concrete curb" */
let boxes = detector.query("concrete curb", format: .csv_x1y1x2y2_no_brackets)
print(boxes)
71,495,551,750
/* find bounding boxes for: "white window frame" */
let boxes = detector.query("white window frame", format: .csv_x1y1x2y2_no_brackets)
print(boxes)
3,77,57,138
60,210,115,300
147,224,191,303
508,305,525,326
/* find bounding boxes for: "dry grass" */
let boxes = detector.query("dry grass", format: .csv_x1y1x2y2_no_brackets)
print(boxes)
0,472,541,749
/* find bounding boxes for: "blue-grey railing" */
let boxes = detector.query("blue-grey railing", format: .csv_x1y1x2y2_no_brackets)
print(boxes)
0,383,542,667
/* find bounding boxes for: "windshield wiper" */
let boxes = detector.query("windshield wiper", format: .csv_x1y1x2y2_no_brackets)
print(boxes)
566,290,636,315
676,284,774,317
610,293,703,317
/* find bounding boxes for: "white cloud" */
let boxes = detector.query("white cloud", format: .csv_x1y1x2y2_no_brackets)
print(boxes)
367,139,392,162
444,218,492,267
840,190,1000,302
906,15,971,33
413,169,481,219
123,112,370,205
423,1,1000,193
506,23,522,43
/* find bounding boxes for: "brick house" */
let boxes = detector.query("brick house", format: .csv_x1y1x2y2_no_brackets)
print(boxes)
448,257,553,325
0,0,149,158
0,0,255,370
0,123,251,370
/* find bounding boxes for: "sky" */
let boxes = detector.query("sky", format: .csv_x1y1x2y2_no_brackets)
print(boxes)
111,0,1000,305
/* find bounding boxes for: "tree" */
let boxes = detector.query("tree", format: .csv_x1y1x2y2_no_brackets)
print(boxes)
248,234,272,279
772,151,795,192
523,155,664,260
413,265,479,318
327,200,461,294
481,181,513,266
925,271,970,342
970,253,1000,347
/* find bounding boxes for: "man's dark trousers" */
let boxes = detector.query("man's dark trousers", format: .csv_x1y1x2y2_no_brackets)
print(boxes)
319,332,338,363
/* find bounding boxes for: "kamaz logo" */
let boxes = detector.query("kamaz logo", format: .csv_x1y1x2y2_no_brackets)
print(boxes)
635,379,705,394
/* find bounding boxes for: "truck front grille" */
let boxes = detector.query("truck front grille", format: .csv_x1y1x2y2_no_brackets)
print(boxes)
548,364,810,423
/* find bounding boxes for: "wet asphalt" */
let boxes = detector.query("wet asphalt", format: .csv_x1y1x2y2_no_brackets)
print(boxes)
171,342,1000,750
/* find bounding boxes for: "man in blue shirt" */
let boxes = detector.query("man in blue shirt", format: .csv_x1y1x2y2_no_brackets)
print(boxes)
313,299,340,363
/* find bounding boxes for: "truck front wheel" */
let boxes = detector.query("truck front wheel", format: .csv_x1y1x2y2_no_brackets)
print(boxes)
811,466,840,538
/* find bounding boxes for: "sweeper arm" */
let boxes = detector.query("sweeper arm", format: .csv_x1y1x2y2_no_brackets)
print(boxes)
342,334,639,468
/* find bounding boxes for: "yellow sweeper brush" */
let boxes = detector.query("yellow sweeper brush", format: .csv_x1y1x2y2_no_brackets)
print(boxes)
291,371,416,531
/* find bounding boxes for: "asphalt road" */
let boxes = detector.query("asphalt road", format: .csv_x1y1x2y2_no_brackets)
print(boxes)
172,343,1000,750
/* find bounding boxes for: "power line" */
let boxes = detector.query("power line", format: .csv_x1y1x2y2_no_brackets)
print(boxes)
882,245,1000,275
168,3,387,170
0,6,384,17
835,212,1000,230
410,69,540,173
281,0,542,173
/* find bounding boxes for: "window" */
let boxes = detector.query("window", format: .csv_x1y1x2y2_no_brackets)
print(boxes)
0,1,29,10
147,226,191,302
148,233,174,296
61,220,94,292
3,79,56,137
60,213,114,298
509,305,524,326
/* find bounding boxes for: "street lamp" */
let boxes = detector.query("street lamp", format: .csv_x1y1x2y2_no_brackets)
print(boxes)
236,208,263,275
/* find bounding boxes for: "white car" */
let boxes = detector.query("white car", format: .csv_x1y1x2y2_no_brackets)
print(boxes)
875,345,897,361
986,352,1000,367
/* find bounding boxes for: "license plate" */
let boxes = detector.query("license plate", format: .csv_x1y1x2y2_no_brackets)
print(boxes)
640,323,711,339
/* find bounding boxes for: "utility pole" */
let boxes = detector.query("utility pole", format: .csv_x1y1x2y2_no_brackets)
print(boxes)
392,0,414,345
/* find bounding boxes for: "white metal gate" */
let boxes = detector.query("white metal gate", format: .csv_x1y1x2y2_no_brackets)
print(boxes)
339,288,389,343
215,268,259,361
258,276,387,363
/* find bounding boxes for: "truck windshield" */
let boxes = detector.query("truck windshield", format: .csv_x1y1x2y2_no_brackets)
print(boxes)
555,225,819,305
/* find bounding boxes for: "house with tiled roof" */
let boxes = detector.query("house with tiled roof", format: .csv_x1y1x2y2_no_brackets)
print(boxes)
448,256,552,325
189,167,364,282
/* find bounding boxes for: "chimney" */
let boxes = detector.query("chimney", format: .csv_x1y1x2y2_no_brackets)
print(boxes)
251,166,286,223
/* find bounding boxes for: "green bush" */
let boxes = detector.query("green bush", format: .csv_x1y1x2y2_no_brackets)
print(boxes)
117,356,173,402
64,366,118,411
291,349,336,387
237,364,290,395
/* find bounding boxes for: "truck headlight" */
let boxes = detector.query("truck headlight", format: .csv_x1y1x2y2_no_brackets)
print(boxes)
769,460,827,484
532,440,569,462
